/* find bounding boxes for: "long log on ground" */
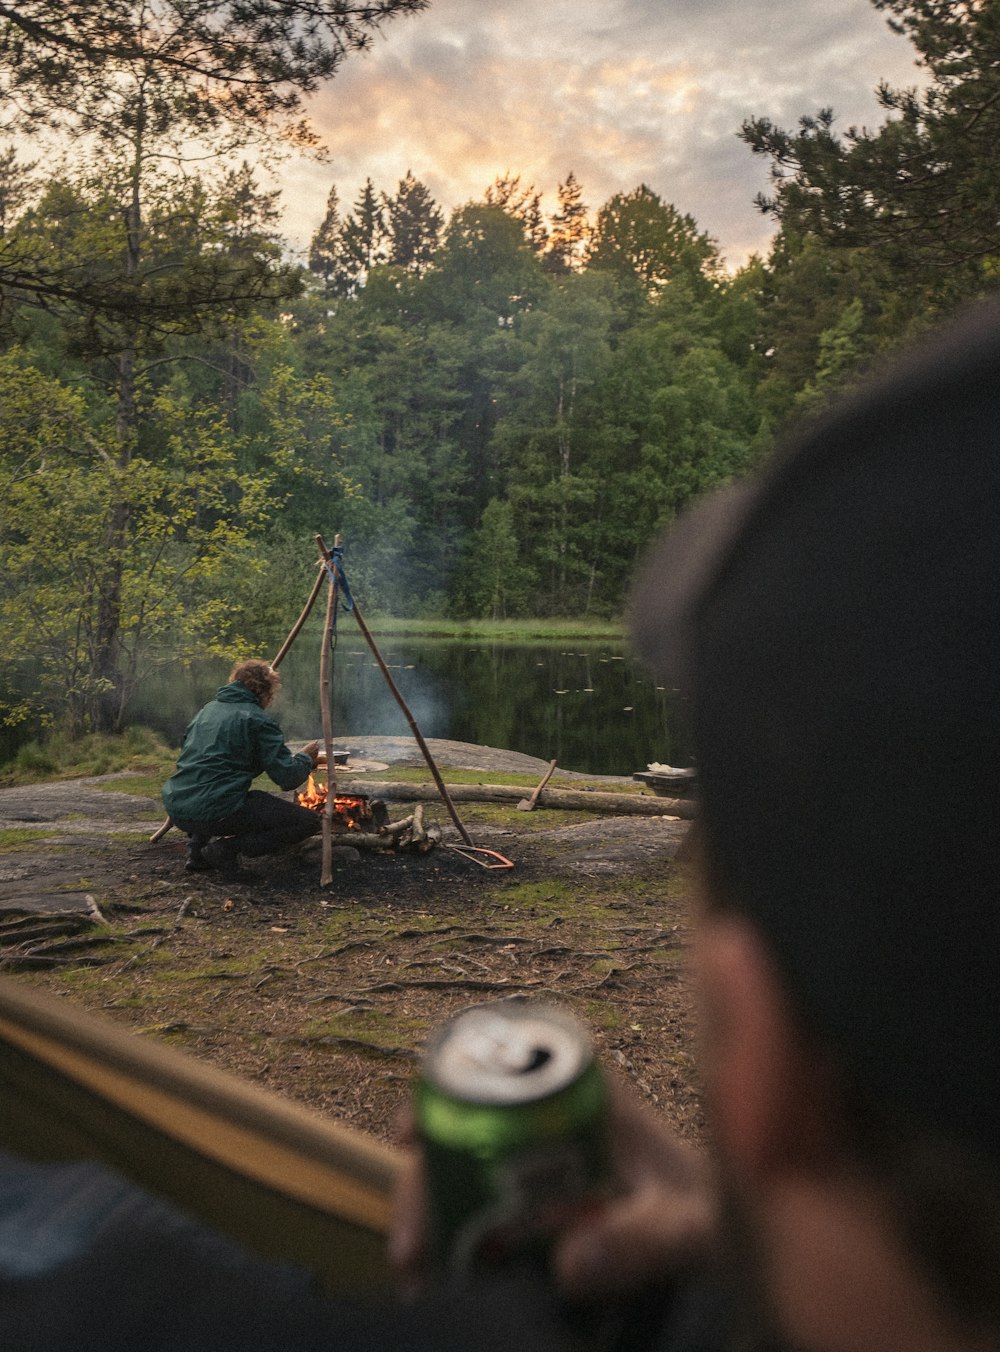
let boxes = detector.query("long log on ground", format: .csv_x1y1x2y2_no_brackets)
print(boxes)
334,780,696,820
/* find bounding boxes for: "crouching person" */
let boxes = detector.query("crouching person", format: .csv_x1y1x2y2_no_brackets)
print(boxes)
162,660,321,877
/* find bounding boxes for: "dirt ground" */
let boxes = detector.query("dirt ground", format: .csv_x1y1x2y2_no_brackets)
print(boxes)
0,741,703,1148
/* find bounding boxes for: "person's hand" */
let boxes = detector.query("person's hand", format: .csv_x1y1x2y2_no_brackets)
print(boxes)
300,740,321,766
389,1079,717,1300
552,1080,716,1299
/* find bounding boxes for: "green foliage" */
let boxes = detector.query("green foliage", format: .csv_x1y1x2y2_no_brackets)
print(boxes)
1,0,987,728
0,345,348,732
0,2,425,734
740,0,1000,298
794,297,869,415
0,3,427,136
587,184,720,296
454,499,533,619
0,725,174,786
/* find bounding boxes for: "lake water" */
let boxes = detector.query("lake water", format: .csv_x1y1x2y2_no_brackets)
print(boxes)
130,631,694,777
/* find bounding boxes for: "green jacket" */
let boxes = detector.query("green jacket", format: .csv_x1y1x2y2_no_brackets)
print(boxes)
161,682,312,824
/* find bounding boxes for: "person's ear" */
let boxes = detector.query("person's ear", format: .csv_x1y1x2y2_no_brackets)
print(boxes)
696,914,836,1181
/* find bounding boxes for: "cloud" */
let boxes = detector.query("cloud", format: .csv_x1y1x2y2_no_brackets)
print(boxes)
274,0,923,269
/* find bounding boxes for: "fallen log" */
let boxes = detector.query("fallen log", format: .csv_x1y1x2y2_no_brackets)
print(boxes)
331,780,696,820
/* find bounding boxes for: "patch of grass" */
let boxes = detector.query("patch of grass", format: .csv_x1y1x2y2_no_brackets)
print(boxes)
348,766,532,787
319,907,367,939
358,617,624,641
0,827,55,849
650,947,683,964
669,864,695,895
5,742,58,780
109,832,163,849
584,1001,625,1031
53,968,119,997
0,726,177,787
520,812,625,840
346,766,637,792
497,879,576,911
93,774,168,801
303,1007,418,1045
149,950,261,982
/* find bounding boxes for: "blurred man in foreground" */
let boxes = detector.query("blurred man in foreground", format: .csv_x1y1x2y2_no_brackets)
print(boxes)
569,294,1000,1347
393,293,1000,1351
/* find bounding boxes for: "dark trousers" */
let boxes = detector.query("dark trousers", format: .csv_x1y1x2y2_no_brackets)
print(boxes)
174,790,320,857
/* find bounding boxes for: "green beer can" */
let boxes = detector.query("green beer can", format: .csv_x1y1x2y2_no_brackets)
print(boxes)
415,998,611,1276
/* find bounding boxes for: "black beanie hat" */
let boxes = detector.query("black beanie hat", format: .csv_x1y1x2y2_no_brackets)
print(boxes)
629,295,1000,1164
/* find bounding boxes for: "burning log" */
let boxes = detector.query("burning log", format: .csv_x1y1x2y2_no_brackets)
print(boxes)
294,776,434,856
295,776,390,834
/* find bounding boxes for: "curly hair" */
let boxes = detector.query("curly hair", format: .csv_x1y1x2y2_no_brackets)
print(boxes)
229,659,281,707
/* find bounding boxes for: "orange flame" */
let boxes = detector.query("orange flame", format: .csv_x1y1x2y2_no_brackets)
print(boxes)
295,775,371,830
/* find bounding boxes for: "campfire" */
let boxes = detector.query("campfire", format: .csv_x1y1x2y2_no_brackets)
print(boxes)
295,775,386,832
295,774,438,855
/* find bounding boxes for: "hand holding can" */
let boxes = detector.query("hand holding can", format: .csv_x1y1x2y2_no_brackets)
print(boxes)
414,999,612,1279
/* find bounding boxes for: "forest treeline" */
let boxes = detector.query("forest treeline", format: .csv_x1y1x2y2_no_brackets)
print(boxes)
1,0,999,736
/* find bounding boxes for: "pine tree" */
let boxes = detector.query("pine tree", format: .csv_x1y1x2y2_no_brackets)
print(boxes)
740,0,1000,287
587,185,719,295
383,170,443,273
545,172,590,273
0,3,427,131
309,185,347,295
485,172,549,254
338,179,388,291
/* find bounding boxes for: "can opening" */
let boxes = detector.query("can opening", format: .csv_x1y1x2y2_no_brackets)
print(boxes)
521,1047,551,1074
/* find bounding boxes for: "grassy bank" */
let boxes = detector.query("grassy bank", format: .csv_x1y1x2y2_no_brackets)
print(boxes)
0,726,177,788
355,615,624,640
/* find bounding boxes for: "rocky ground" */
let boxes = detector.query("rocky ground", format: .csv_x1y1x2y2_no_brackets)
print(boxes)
0,739,703,1146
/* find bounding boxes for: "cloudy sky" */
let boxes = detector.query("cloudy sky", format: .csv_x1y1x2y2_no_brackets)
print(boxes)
275,0,922,270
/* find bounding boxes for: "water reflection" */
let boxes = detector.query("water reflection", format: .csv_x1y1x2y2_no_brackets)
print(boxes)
130,633,694,777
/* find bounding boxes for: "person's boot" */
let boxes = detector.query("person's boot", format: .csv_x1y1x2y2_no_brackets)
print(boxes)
199,838,242,879
184,836,212,872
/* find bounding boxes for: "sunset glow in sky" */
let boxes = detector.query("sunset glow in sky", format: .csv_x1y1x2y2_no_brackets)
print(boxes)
276,0,923,270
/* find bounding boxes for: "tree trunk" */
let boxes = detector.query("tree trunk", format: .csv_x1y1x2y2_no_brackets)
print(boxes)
91,130,144,733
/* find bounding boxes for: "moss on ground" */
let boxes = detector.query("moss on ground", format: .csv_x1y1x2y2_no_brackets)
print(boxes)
0,828,56,849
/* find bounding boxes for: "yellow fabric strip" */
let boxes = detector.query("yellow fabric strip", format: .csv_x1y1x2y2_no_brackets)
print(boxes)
0,978,401,1294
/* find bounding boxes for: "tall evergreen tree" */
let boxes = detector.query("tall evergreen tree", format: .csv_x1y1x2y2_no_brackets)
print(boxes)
485,172,549,254
309,184,348,296
384,170,443,273
338,179,388,292
545,172,590,273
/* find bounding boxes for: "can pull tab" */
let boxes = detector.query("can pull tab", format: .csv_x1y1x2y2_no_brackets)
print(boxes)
466,1020,553,1076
